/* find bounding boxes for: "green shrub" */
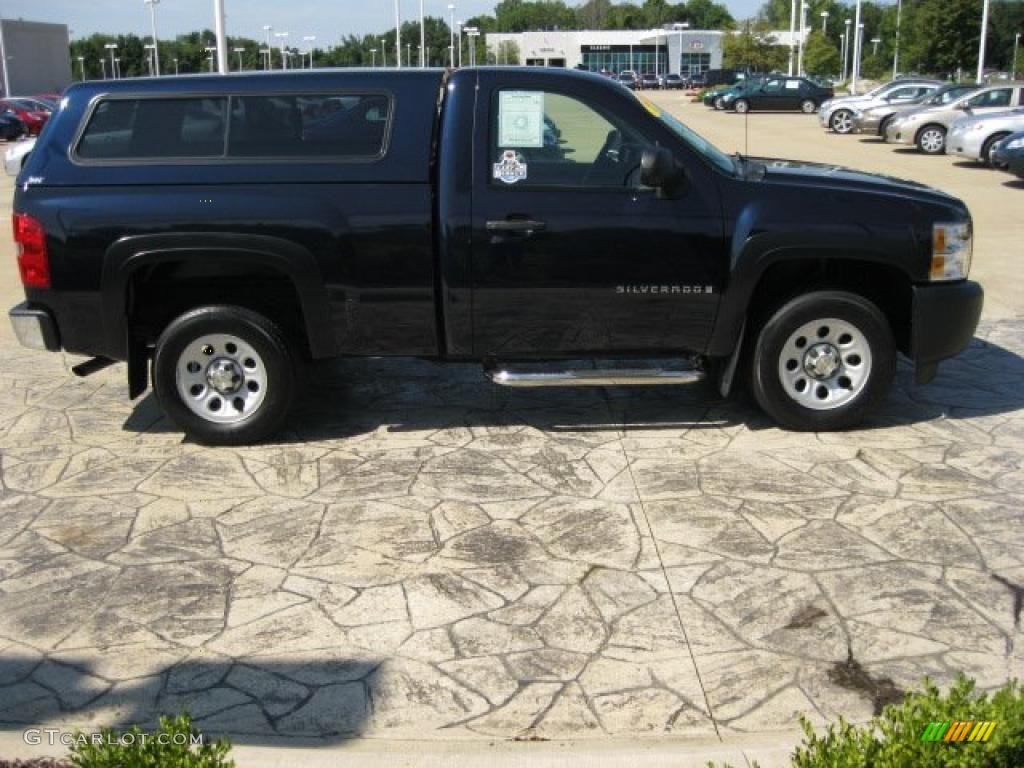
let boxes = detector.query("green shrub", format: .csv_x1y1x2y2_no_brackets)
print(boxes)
68,714,233,768
711,676,1024,768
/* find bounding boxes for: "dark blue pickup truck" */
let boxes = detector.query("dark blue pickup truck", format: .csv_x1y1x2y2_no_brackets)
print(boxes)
9,68,982,444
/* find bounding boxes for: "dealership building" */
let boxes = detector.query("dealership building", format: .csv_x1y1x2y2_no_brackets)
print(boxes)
486,28,724,76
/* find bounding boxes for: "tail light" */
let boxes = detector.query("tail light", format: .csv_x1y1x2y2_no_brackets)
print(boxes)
13,213,50,288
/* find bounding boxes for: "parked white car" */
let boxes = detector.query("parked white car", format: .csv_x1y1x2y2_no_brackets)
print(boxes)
4,135,34,176
947,107,1024,166
819,79,942,134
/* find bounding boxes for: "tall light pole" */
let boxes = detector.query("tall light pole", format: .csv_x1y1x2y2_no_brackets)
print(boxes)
105,42,118,80
212,0,228,74
977,0,991,84
370,47,377,67
447,4,455,67
77,55,86,80
871,37,881,56
456,20,463,67
787,0,797,75
465,27,479,67
419,0,426,67
173,56,179,75
892,0,903,79
205,46,217,72
674,21,688,77
233,46,245,71
303,36,316,68
380,37,387,66
394,0,402,69
797,0,808,76
263,25,273,69
843,18,851,82
100,58,107,79
1013,32,1021,80
407,42,412,67
144,43,156,75
275,32,289,69
851,0,862,93
821,11,829,34
114,57,121,78
144,0,161,75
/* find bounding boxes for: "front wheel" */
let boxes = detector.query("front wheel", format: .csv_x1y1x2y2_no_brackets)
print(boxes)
734,99,750,114
800,99,817,114
831,109,854,133
714,96,726,110
153,305,296,446
917,125,946,154
749,291,895,431
981,133,1009,167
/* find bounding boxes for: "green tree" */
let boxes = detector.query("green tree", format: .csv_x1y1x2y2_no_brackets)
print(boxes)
803,29,840,75
685,0,735,30
723,20,788,71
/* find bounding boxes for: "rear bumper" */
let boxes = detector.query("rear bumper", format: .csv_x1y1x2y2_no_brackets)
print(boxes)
911,280,983,384
9,302,60,351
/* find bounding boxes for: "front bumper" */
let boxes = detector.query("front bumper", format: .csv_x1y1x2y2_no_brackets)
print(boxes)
912,280,983,384
947,129,979,159
886,121,919,145
9,302,61,351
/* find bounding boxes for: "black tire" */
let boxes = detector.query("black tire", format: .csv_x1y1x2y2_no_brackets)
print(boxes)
916,124,946,154
981,133,1009,167
749,291,895,431
734,99,750,114
877,114,895,137
153,305,295,446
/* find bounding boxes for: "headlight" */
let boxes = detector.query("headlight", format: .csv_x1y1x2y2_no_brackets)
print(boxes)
931,222,972,281
1007,137,1024,150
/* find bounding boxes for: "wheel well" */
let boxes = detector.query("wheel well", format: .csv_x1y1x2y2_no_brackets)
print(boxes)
127,260,310,357
746,258,913,355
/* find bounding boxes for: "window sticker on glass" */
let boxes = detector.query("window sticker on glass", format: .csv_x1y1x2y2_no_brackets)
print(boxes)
499,91,544,148
493,149,528,184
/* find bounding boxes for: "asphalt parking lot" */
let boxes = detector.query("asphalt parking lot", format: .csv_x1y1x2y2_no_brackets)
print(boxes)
0,100,1022,766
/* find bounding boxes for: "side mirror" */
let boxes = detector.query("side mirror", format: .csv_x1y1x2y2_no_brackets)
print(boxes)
640,147,683,197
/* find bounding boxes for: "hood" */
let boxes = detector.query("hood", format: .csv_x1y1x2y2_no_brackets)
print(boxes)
756,157,959,206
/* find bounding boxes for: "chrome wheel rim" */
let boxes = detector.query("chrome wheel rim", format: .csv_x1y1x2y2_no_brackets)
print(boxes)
920,129,944,153
802,100,816,114
735,101,748,113
777,318,873,411
175,333,267,424
833,111,852,132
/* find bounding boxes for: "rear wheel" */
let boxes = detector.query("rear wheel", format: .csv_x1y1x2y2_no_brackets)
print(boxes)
734,99,750,114
800,99,817,114
917,125,946,154
750,291,895,431
831,109,854,133
153,305,295,445
981,132,1010,167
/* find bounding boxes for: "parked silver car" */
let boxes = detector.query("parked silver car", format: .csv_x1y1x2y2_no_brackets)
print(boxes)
851,83,979,136
819,78,942,134
886,82,1024,154
4,135,34,176
947,107,1024,166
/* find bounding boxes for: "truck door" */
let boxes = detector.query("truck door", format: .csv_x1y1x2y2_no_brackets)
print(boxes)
469,71,724,359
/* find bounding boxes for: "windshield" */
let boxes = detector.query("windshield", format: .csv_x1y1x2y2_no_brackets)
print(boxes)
636,94,735,175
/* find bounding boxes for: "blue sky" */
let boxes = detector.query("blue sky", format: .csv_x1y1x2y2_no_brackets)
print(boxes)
2,0,767,42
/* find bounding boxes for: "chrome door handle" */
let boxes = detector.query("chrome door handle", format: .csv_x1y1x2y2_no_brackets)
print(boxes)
486,218,547,233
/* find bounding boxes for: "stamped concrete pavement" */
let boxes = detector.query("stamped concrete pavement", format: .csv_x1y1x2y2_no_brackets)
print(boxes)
0,103,1023,766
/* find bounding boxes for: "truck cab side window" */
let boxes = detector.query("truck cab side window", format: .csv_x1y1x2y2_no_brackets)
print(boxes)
491,90,651,188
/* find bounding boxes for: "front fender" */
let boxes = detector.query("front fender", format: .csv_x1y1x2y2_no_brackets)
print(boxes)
706,227,917,357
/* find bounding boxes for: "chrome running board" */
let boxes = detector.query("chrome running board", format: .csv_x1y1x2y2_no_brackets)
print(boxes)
486,366,705,388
